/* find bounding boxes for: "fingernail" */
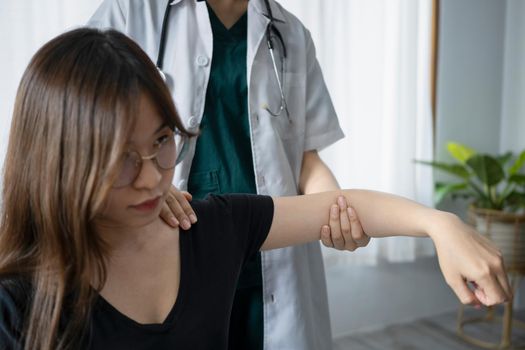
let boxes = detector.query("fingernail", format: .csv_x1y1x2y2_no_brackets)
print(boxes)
189,214,197,223
322,226,329,235
170,217,179,227
347,207,354,217
182,219,191,230
338,196,346,208
331,205,339,217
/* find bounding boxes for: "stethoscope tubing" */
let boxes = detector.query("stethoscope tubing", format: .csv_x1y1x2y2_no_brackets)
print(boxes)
157,0,290,121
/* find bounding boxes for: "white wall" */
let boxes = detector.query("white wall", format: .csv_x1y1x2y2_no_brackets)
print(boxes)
328,0,516,338
500,0,525,154
0,1,102,174
326,257,459,338
500,0,525,309
435,0,506,160
434,0,506,217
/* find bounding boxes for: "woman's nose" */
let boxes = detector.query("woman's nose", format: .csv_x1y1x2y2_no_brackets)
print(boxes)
132,158,162,189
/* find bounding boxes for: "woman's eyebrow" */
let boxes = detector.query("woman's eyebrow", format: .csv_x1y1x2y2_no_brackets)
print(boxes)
153,122,169,135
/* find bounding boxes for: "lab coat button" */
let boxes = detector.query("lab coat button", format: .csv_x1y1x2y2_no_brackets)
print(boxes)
188,116,198,128
196,55,209,67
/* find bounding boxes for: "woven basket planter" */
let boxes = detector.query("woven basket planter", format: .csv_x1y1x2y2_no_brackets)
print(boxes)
468,207,525,274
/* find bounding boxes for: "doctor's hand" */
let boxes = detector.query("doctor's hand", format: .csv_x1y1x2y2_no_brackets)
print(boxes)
430,212,512,307
320,196,370,251
160,185,198,230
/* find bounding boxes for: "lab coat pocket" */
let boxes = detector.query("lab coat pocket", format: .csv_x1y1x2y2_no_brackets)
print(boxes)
187,169,221,200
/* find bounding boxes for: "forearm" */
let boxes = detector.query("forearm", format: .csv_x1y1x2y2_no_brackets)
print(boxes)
339,189,447,238
265,190,511,309
298,150,340,194
263,189,449,250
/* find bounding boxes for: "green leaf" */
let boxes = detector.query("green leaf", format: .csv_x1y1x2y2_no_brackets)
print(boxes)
466,154,505,186
506,191,525,209
498,183,516,204
509,174,525,185
496,151,514,167
509,150,525,175
447,142,476,164
474,198,502,210
434,182,469,204
416,160,470,179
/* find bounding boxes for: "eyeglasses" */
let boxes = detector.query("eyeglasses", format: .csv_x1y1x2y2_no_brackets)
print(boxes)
112,130,188,188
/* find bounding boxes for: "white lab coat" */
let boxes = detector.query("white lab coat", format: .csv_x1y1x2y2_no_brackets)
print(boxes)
89,1,344,349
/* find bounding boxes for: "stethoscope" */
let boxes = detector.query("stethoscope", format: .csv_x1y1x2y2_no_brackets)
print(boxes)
156,0,290,123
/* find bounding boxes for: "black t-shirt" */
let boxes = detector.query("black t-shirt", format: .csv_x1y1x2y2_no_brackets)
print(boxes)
0,194,274,350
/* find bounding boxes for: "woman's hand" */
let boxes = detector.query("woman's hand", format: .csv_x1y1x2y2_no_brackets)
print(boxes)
320,196,370,251
160,185,197,230
430,212,512,307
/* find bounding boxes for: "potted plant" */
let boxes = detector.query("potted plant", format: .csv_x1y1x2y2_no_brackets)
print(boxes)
419,142,525,271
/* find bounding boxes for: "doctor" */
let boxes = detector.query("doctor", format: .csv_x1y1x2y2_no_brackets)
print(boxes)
89,1,369,349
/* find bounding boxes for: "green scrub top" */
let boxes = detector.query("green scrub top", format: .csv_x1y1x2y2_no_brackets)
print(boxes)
188,9,256,202
187,6,263,350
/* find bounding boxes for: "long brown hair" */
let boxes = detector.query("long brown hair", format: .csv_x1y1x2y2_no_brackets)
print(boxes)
0,28,191,350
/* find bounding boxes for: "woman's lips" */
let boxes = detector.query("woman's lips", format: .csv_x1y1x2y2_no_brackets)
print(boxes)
131,196,161,212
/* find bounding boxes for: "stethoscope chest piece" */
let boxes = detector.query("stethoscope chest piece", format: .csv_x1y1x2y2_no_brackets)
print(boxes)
157,67,167,82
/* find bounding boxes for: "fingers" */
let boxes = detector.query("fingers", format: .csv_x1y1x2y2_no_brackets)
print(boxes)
433,216,513,308
329,203,346,250
347,206,370,248
171,188,197,223
337,197,357,251
320,225,334,248
493,256,513,301
447,265,510,307
473,274,509,306
324,196,371,251
469,249,511,306
160,201,179,228
496,271,513,302
321,195,371,252
162,186,197,230
471,255,511,306
181,191,193,201
448,277,480,306
448,255,511,307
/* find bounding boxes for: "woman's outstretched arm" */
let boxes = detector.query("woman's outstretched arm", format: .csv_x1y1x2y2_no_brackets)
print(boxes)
262,189,511,307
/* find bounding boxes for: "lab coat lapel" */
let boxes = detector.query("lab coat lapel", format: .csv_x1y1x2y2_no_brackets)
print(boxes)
247,0,287,83
195,0,213,64
251,0,287,23
247,1,269,84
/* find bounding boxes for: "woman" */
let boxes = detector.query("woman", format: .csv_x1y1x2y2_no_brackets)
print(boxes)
0,28,510,350
87,2,368,348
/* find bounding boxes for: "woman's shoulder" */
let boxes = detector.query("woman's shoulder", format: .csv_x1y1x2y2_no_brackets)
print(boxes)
189,194,274,237
190,194,273,215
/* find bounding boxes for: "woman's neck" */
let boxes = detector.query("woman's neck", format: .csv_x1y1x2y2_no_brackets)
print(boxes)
96,218,177,256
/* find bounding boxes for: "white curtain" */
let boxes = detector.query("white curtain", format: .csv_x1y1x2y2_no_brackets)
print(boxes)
0,0,102,172
0,0,435,265
284,0,436,265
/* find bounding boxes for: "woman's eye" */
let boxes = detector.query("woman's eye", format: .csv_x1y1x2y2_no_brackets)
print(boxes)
155,133,171,146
